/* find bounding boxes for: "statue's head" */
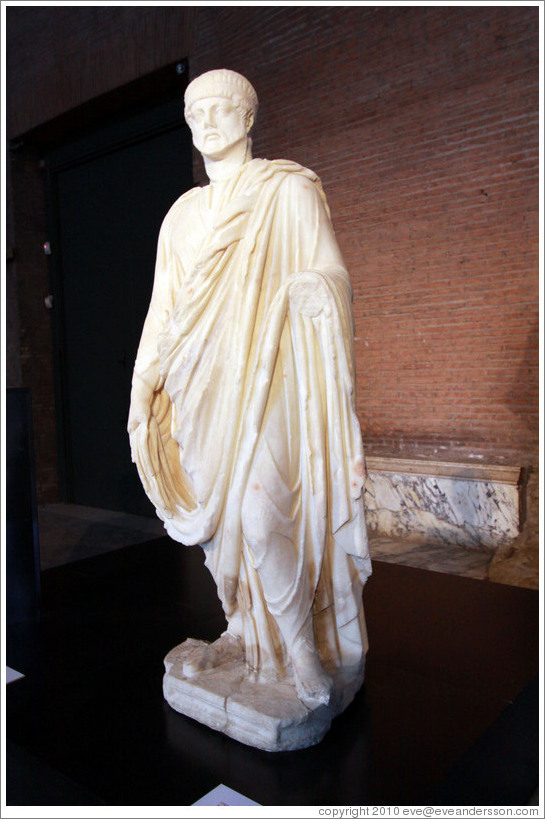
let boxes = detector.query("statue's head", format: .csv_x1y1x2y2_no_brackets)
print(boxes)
184,69,258,160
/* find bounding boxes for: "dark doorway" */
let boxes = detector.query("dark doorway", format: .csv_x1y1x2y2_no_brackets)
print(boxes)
45,94,193,515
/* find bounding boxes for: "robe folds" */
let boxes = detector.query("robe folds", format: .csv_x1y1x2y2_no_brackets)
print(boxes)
129,157,372,679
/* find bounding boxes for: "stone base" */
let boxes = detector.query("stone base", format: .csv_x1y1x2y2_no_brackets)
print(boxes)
163,640,365,752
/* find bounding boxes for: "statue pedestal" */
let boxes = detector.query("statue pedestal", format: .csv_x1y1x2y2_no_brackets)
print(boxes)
163,640,365,752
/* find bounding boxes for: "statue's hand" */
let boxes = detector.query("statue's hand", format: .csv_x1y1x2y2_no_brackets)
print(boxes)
289,272,330,318
127,405,149,436
127,377,152,435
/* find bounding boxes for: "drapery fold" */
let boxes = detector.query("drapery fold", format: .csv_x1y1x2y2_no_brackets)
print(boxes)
130,158,371,677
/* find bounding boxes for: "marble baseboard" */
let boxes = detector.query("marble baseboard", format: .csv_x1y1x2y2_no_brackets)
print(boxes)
369,535,493,580
364,458,521,552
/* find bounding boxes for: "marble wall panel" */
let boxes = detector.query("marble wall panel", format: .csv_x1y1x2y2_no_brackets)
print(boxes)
364,460,521,551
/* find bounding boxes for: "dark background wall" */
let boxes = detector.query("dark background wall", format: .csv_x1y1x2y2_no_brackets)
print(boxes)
6,5,539,505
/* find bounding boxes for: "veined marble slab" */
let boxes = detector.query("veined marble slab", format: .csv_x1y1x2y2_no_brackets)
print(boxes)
364,458,521,551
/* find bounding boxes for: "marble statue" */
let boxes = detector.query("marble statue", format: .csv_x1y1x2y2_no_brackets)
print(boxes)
128,69,372,751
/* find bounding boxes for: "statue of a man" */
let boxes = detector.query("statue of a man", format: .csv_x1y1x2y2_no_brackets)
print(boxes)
128,69,371,741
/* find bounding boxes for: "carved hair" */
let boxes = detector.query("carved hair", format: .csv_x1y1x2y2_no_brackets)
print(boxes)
184,68,258,126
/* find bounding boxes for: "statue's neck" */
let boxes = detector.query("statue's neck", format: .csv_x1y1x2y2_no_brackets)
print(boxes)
203,139,253,184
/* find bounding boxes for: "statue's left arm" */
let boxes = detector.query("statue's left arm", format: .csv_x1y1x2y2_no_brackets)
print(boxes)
275,172,370,570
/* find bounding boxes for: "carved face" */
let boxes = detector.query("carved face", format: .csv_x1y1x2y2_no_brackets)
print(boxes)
186,96,251,160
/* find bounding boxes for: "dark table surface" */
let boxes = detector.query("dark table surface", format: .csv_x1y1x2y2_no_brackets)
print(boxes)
6,538,540,807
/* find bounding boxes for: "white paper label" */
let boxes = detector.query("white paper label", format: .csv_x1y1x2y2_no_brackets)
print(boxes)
193,784,261,806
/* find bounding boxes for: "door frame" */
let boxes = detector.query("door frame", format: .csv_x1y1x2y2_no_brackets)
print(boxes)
43,66,191,504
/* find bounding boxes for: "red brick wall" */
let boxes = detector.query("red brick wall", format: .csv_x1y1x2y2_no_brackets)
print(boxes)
7,6,539,501
6,6,196,138
189,5,539,464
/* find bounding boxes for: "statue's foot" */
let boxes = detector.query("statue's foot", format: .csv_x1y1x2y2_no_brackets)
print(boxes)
290,636,334,708
183,632,244,678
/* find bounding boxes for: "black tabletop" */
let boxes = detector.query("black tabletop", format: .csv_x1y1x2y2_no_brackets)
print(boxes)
6,538,540,807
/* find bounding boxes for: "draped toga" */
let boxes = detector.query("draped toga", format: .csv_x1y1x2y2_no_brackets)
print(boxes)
129,158,372,680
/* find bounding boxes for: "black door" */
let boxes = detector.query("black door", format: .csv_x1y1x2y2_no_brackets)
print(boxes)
46,98,193,515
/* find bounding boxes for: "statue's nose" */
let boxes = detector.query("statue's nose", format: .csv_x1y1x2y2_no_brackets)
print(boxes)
204,110,216,128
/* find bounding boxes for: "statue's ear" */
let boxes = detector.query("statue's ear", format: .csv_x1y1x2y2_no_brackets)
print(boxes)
246,111,255,132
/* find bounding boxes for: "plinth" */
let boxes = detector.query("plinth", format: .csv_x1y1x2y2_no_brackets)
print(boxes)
163,640,365,752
